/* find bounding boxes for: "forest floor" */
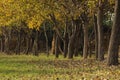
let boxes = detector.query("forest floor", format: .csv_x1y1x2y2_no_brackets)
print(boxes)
0,54,120,80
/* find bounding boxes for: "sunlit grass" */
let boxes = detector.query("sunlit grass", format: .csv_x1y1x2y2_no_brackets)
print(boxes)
0,53,119,80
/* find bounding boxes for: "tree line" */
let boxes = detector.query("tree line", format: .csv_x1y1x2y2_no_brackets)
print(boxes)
0,0,120,66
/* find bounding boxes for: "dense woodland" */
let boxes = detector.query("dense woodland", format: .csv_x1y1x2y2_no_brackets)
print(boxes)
0,0,120,66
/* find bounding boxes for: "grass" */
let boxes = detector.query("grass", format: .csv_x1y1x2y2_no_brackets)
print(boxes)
0,54,120,80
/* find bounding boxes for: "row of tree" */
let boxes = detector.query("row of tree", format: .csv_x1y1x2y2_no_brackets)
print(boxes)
0,0,120,66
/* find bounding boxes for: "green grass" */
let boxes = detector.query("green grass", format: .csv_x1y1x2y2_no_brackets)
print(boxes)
0,54,120,80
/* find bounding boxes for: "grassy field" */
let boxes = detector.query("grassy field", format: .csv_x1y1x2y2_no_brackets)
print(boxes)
0,54,120,80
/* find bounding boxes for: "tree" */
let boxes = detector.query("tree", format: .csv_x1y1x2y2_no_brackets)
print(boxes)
107,0,120,66
97,0,104,61
93,15,98,59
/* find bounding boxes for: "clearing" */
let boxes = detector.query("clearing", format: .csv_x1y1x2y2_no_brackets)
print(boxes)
0,54,120,80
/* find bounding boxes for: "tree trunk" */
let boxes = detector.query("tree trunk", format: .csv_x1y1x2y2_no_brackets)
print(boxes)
68,35,74,59
93,15,98,59
32,31,38,56
55,34,59,58
4,29,11,54
74,24,81,57
97,0,104,61
25,36,30,55
0,36,4,52
51,33,55,54
16,30,21,55
44,23,49,57
83,24,88,59
63,21,69,58
107,0,120,66
30,37,34,52
88,42,92,58
4,35,8,53
68,20,76,59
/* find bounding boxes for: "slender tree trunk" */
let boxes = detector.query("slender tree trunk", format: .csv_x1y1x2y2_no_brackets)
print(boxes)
30,37,34,52
44,23,49,57
32,31,38,56
97,0,104,61
74,25,81,57
50,13,64,56
68,35,74,59
4,29,11,54
68,20,76,59
18,32,21,54
79,28,84,56
83,24,88,59
51,33,55,54
88,42,92,58
74,43,79,57
25,36,30,55
4,35,9,54
107,0,120,66
93,15,98,59
55,34,59,58
33,39,38,56
63,21,69,58
63,37,68,58
16,30,21,55
0,36,4,52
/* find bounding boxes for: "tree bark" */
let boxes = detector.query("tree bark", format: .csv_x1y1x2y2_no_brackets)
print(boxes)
51,33,55,54
55,34,59,58
25,36,30,55
97,0,104,61
32,30,38,56
0,36,4,52
74,27,81,57
16,30,21,55
68,20,76,59
63,21,69,58
68,35,74,59
83,24,88,59
93,15,98,59
107,0,120,66
43,23,49,57
4,28,11,54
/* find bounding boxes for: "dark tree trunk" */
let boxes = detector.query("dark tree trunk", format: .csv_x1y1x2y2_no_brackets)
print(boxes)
55,34,59,58
0,36,4,52
25,36,30,55
33,39,38,56
97,0,104,61
51,33,55,54
74,35,80,57
74,36,80,57
63,21,69,58
107,0,120,66
88,42,92,58
79,28,84,57
93,15,98,59
30,37,34,52
83,24,88,59
44,23,49,57
16,30,21,55
74,23,81,57
4,29,11,54
68,20,76,59
68,35,74,59
4,35,9,53
32,30,38,56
